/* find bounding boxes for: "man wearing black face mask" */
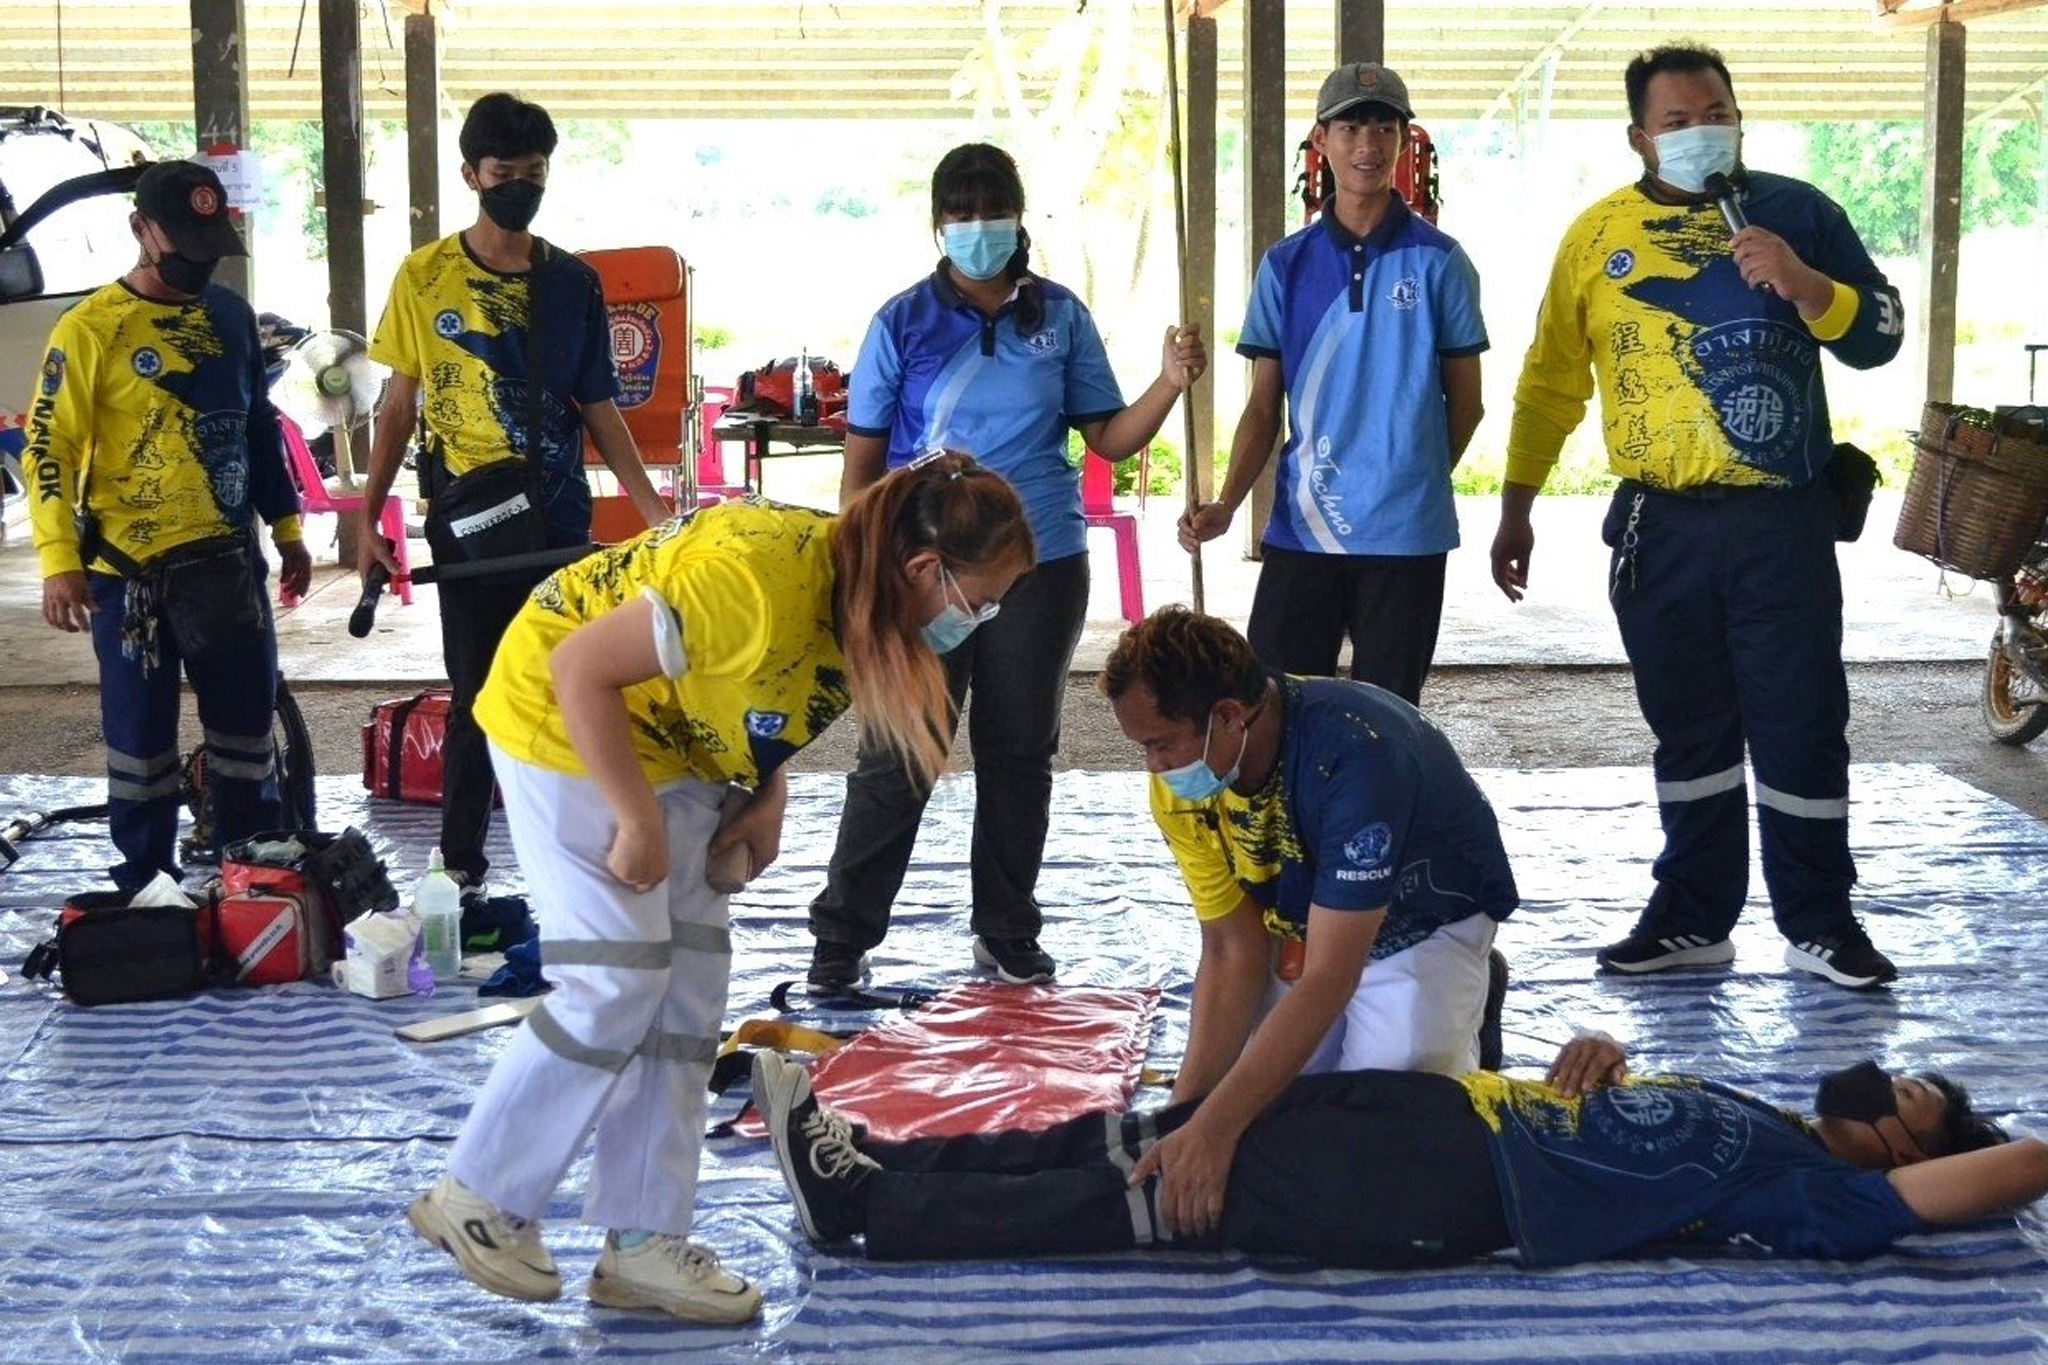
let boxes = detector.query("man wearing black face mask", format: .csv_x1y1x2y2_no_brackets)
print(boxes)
753,1038,2046,1271
24,159,310,891
356,92,669,896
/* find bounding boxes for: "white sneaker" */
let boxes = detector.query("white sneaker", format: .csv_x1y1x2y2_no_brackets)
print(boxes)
407,1175,561,1302
588,1234,763,1324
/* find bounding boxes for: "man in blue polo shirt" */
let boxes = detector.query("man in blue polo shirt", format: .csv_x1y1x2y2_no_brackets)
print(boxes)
1182,63,1487,705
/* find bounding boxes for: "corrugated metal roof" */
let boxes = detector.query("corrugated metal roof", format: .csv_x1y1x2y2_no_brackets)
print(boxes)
3,0,2045,123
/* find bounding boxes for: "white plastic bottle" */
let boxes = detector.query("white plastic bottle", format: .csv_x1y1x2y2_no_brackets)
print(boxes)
415,847,463,982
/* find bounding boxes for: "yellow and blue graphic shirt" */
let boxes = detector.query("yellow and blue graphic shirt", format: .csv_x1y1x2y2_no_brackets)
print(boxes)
847,268,1125,563
25,281,302,575
474,497,849,788
1507,172,1903,492
1150,675,1516,958
1237,194,1488,555
1457,1071,1921,1266
370,233,621,544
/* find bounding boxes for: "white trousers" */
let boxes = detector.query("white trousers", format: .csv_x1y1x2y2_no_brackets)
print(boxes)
1274,912,1498,1078
448,746,731,1235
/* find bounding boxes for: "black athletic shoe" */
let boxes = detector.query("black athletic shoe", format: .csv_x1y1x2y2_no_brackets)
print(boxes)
1595,928,1736,974
972,935,1056,984
1784,926,1899,989
806,940,870,996
751,1052,877,1243
1478,949,1509,1071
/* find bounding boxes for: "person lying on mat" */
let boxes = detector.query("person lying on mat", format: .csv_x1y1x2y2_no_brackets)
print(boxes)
751,1036,2039,1268
1101,607,1519,1223
407,453,1034,1325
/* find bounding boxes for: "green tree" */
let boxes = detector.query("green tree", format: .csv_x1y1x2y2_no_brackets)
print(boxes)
1805,119,2041,256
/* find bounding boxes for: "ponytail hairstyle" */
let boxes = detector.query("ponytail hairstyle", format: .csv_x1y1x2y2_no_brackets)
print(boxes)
831,452,1036,788
931,142,1045,333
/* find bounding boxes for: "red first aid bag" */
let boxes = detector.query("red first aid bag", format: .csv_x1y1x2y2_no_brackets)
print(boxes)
362,690,453,805
738,982,1158,1142
216,890,328,985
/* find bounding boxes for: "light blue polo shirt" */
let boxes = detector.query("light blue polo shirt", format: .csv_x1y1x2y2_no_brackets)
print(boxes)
1238,195,1488,556
847,267,1126,563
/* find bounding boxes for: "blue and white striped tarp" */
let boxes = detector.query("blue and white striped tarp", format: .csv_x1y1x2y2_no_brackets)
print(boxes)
2,764,2044,1364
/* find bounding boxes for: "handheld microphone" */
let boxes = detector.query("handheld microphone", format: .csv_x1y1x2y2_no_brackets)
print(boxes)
349,560,391,638
1705,172,1774,295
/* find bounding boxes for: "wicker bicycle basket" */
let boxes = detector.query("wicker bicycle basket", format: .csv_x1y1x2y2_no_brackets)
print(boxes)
1894,401,2048,579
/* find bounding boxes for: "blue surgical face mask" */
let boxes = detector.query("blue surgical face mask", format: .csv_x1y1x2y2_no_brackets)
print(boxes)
1160,709,1248,803
920,563,997,655
940,218,1019,281
1650,124,1739,195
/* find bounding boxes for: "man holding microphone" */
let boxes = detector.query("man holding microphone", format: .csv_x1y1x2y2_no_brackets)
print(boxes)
1490,44,1904,989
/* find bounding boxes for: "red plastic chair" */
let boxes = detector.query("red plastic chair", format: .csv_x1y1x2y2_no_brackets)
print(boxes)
277,412,410,607
1082,449,1143,625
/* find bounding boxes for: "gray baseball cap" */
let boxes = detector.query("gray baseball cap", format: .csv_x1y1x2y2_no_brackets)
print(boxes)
1316,62,1414,122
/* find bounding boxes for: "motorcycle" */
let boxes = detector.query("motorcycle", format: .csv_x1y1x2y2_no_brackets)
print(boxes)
1984,543,2048,745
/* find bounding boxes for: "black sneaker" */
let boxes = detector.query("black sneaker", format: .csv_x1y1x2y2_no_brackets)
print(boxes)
806,940,870,996
1478,949,1509,1071
972,935,1056,984
1595,929,1736,974
751,1052,877,1243
1784,927,1898,989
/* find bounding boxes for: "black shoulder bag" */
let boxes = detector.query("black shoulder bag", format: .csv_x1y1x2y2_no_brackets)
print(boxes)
421,236,554,566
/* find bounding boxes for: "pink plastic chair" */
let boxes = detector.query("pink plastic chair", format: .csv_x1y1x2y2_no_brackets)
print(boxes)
1082,448,1143,625
694,385,746,505
276,412,412,607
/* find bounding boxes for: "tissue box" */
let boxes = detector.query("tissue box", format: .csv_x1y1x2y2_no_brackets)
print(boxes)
335,908,420,999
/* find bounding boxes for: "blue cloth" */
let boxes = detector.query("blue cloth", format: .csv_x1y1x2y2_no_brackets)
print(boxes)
1237,195,1487,557
1474,1073,1924,1267
846,267,1126,562
1259,675,1516,957
477,936,550,998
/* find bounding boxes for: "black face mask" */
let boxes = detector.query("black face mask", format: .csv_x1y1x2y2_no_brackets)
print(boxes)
1815,1060,1897,1125
152,250,217,296
479,179,544,233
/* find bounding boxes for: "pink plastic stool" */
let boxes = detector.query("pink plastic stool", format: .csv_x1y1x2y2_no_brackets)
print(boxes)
1082,448,1143,626
277,412,412,607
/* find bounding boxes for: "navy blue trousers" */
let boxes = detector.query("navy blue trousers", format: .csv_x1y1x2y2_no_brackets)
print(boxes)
1603,479,1856,942
88,565,280,891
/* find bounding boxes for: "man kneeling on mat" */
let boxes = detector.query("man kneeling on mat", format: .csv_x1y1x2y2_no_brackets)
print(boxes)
1102,607,1519,1228
751,1039,2039,1267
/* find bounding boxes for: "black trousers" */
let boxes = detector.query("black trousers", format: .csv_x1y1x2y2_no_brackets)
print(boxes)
1246,546,1448,705
436,573,536,883
863,1070,1510,1267
808,551,1090,949
1604,480,1857,942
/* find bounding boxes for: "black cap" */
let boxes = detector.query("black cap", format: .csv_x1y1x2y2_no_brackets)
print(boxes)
134,160,246,261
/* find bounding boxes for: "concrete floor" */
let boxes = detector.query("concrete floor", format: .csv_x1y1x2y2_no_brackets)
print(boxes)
0,490,2002,687
5,487,2044,823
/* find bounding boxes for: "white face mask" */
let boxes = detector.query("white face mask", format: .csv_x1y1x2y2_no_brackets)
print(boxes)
1650,124,1739,194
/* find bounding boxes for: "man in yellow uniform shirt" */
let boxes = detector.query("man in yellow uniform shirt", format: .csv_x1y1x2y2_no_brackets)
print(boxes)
26,159,310,890
1489,46,1904,989
355,92,667,894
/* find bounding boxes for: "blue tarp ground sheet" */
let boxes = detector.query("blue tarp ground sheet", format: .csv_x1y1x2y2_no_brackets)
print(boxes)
1,763,2044,1364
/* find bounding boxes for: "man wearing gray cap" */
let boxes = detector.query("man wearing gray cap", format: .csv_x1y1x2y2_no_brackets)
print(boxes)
1181,63,1486,706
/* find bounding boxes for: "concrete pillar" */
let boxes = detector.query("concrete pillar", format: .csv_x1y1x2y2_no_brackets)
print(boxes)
1920,19,1965,405
189,0,252,299
1336,0,1384,65
1243,0,1286,560
405,11,441,251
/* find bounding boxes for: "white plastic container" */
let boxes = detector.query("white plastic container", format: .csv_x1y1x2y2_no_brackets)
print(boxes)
414,847,463,982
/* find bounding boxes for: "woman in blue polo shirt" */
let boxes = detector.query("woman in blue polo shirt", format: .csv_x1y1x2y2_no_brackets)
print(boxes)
806,142,1206,991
